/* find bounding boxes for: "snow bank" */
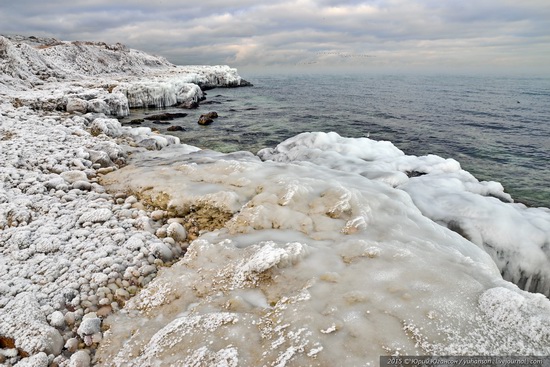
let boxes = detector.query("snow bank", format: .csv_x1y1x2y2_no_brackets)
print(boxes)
96,144,550,366
0,100,185,366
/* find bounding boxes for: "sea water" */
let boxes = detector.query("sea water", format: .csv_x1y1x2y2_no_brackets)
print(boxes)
121,73,550,208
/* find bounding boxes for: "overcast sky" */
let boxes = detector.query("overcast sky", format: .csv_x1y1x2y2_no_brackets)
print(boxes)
2,0,549,74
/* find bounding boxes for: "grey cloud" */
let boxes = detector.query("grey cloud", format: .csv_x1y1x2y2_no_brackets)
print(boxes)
1,0,549,73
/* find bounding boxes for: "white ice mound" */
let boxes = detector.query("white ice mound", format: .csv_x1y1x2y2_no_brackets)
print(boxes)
96,146,550,366
259,132,550,296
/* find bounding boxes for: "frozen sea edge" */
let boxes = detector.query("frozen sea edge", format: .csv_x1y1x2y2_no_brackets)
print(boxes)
1,36,549,366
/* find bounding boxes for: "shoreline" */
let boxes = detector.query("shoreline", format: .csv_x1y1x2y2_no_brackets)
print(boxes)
0,35,251,366
2,36,550,366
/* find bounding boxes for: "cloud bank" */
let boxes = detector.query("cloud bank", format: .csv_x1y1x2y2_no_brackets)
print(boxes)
2,0,549,73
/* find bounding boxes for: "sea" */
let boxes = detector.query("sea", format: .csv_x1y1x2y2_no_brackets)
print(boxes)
121,73,550,208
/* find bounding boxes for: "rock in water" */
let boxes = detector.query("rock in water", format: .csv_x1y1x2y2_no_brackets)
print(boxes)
198,116,214,125
198,111,218,125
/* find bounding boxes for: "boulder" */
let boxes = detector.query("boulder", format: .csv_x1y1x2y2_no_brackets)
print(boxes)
144,112,188,121
167,125,184,131
198,112,218,125
87,99,109,114
66,98,88,114
178,100,199,109
202,111,218,119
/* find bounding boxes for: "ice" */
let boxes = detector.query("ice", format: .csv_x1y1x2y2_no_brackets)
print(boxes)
259,132,550,296
1,35,250,366
95,145,550,365
113,79,203,108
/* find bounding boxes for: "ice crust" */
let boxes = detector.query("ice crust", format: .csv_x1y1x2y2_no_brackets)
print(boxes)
259,132,550,295
2,35,550,366
95,136,550,365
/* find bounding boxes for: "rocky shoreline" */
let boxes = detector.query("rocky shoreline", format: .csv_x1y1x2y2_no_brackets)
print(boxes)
0,35,250,366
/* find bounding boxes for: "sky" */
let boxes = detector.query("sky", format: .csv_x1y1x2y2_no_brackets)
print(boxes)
1,0,549,74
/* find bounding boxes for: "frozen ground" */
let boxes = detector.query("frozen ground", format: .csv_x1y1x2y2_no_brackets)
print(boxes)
0,36,248,366
1,36,550,367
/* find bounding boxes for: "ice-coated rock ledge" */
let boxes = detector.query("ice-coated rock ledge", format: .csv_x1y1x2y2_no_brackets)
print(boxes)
0,35,249,367
94,136,550,366
0,35,250,116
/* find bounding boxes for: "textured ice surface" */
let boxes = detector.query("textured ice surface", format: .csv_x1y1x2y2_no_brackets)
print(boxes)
3,34,550,366
259,132,550,296
96,145,550,366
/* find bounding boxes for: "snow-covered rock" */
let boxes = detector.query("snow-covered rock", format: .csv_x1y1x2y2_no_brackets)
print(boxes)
0,293,63,356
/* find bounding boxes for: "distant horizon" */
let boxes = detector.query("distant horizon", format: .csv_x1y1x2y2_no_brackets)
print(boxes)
2,1,549,76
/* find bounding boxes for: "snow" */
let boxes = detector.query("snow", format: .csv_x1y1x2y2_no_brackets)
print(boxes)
2,34,550,367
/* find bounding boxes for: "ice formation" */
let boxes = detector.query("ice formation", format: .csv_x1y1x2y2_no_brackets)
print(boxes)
258,132,550,296
94,141,550,366
0,35,248,114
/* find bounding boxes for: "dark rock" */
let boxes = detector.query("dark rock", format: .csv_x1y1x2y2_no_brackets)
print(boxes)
129,118,143,125
152,120,170,125
167,126,185,131
198,116,214,125
202,111,218,119
405,170,427,178
178,100,199,109
240,79,253,87
144,112,188,121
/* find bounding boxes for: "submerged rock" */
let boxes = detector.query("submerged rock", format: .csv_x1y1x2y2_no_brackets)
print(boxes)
167,125,185,131
144,112,188,121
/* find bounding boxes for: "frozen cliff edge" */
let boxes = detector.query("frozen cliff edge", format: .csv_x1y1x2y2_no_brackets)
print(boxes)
0,35,251,115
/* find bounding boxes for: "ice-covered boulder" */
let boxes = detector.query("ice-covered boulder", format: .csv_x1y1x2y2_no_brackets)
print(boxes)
113,79,203,108
89,118,122,137
66,98,88,114
0,293,64,356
